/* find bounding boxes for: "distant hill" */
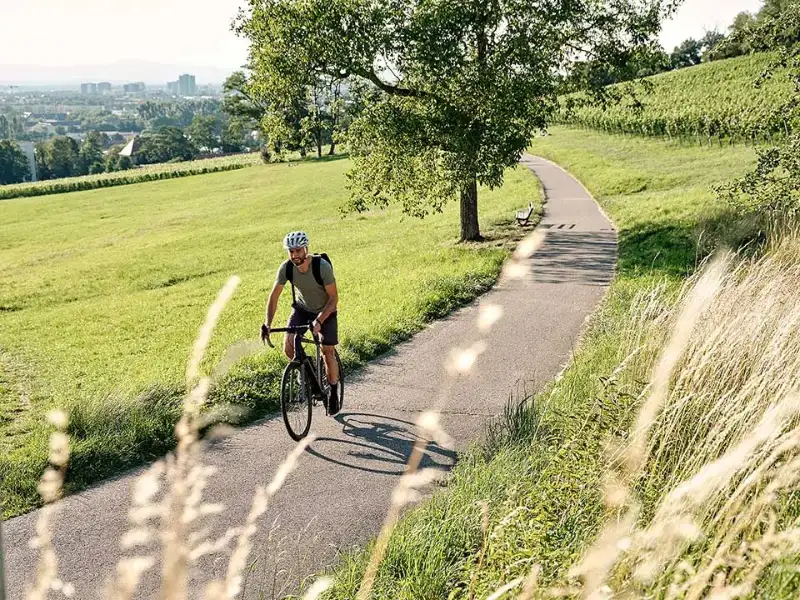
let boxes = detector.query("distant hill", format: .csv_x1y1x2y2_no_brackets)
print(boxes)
0,60,241,86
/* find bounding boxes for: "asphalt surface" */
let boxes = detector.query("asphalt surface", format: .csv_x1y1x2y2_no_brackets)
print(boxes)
3,155,617,599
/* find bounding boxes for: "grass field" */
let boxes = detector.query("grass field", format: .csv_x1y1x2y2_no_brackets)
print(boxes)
312,127,761,599
0,157,543,518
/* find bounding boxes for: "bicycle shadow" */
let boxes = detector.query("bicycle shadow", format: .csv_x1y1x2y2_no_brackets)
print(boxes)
305,411,458,475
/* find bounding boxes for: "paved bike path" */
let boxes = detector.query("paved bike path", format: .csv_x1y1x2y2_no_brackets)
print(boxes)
3,156,617,599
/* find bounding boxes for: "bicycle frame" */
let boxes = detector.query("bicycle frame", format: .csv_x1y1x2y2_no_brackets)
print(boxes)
266,326,329,401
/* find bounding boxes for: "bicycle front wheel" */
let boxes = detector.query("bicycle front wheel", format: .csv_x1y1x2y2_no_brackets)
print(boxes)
281,362,312,441
334,350,344,409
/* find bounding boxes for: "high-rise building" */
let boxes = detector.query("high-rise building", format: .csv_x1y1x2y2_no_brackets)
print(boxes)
81,82,97,94
123,82,146,94
167,80,179,95
178,74,196,96
97,82,112,94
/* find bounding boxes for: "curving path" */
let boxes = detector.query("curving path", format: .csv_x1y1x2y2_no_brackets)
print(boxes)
2,156,617,599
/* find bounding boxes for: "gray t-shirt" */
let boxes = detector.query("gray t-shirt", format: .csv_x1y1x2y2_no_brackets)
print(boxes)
276,257,335,313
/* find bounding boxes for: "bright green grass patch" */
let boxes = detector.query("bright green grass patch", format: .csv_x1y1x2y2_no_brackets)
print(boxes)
310,127,758,599
0,157,543,518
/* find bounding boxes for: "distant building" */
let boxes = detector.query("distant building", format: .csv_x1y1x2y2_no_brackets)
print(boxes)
123,82,146,94
119,136,142,165
167,80,179,95
18,141,37,182
178,74,196,96
81,82,97,94
97,82,112,94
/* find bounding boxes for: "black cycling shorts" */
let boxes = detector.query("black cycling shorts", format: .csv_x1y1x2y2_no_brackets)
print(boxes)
287,305,339,346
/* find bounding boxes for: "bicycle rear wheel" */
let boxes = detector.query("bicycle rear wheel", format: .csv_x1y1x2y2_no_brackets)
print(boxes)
281,362,312,441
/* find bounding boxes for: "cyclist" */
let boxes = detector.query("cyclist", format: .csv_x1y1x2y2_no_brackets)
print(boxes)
261,231,341,414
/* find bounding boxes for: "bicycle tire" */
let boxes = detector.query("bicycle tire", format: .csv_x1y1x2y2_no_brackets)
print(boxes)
281,362,312,441
334,350,344,409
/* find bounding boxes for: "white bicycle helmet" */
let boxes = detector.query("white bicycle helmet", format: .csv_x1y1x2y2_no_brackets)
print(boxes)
283,230,309,250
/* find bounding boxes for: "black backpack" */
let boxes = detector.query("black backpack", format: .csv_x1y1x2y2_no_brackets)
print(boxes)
285,253,332,303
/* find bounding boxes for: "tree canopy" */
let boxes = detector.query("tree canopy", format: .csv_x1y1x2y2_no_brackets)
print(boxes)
0,140,31,185
237,0,679,240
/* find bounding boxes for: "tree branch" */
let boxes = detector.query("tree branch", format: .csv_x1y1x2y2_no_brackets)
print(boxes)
364,70,426,97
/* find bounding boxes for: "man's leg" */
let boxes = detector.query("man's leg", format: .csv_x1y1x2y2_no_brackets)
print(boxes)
321,345,339,384
283,333,295,361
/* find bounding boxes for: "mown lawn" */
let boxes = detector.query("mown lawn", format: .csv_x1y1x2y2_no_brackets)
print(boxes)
312,127,760,599
0,157,543,518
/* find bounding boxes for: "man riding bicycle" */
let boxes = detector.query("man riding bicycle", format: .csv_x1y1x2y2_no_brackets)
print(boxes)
261,231,341,415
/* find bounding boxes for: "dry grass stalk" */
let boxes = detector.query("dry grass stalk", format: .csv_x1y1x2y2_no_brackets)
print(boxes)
468,501,491,600
24,274,321,600
561,234,800,598
26,411,71,600
353,244,524,599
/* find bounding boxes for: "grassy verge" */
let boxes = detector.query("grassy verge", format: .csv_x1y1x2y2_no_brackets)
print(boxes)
311,126,759,599
0,152,262,200
0,158,543,518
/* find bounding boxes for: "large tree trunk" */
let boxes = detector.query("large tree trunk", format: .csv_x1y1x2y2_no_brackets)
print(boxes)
328,140,336,155
316,132,322,158
459,178,481,241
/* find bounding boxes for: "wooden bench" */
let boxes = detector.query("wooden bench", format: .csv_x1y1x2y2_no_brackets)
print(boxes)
516,202,535,226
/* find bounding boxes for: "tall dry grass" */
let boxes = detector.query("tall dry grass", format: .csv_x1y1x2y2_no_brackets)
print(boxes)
521,232,800,599
18,276,329,600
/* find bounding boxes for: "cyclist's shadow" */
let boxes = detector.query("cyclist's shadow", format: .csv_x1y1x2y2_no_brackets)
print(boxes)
305,412,458,475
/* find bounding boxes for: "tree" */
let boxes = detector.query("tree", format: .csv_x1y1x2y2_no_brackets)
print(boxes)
0,115,9,139
41,136,80,179
0,140,31,184
237,0,677,240
187,115,220,152
137,127,196,164
713,12,757,60
221,121,246,153
77,131,108,175
759,0,796,22
222,71,268,126
716,1,800,224
700,30,727,61
670,38,704,69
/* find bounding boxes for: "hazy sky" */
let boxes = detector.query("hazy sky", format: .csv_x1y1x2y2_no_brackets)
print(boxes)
0,0,766,70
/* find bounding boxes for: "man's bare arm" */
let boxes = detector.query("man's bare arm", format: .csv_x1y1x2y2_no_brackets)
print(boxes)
316,282,338,324
265,282,284,327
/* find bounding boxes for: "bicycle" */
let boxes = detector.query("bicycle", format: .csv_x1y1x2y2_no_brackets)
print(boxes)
263,325,344,441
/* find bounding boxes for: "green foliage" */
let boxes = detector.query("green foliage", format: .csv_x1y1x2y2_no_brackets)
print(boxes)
716,1,800,222
0,139,31,185
237,0,675,240
187,115,221,152
0,153,260,200
76,131,108,176
0,158,541,517
670,38,703,69
137,127,196,164
559,53,795,143
717,135,800,220
43,135,80,179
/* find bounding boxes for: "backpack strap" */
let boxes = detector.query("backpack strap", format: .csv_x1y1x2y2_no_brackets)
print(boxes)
311,255,324,287
284,260,297,305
